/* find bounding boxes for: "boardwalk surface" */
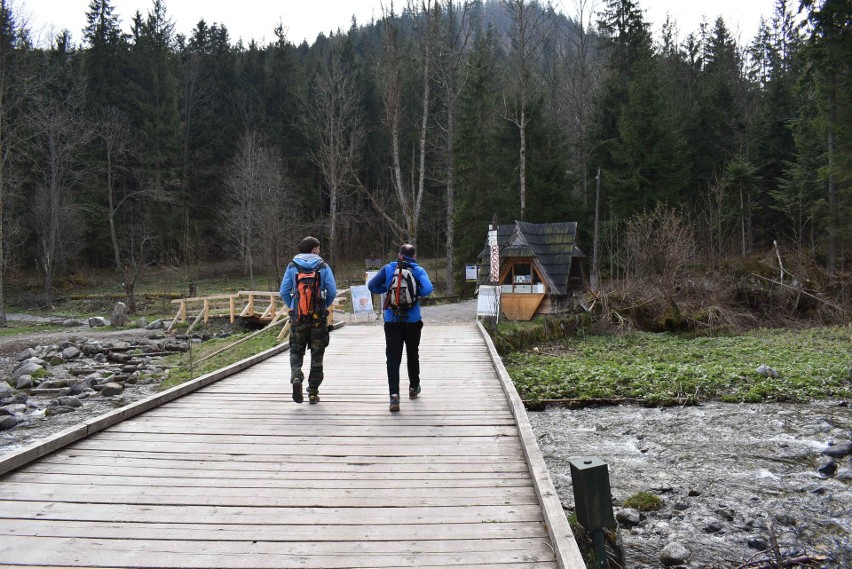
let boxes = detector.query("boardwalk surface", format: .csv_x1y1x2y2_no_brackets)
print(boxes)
0,324,581,568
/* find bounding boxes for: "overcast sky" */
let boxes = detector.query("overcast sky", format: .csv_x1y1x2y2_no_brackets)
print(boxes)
22,0,779,47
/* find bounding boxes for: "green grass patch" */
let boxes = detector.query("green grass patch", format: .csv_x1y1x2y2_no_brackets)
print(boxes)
0,322,66,337
505,326,851,404
159,328,282,391
623,491,663,511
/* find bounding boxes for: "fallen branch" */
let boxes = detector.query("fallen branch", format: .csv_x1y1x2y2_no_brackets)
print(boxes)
749,273,849,315
735,554,827,569
194,319,288,365
522,397,635,407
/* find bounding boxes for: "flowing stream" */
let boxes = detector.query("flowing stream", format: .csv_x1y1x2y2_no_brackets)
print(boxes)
529,401,851,567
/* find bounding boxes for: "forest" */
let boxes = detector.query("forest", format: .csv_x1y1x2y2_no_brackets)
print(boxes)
0,0,849,323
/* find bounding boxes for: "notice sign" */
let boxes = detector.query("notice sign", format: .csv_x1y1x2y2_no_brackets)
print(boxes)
465,265,478,282
476,285,501,317
350,285,374,314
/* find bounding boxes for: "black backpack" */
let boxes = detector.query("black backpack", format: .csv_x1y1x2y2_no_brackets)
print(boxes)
290,262,326,322
384,259,418,314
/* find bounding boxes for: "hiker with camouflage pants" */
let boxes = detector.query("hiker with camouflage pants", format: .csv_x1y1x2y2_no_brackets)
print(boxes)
279,236,337,404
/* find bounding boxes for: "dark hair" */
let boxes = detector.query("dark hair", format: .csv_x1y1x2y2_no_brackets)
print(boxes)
399,243,416,258
298,236,321,254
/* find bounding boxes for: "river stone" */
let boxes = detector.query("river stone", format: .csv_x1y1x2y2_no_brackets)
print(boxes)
0,415,18,430
12,361,42,380
660,542,690,566
111,302,128,327
616,508,641,527
146,319,164,330
821,441,852,458
15,375,32,389
17,348,35,361
88,317,108,327
747,537,768,550
61,346,81,360
1,403,25,413
100,382,124,397
56,396,82,408
0,383,13,398
756,364,779,378
773,512,797,526
704,520,724,533
136,317,148,328
817,457,837,478
47,405,76,415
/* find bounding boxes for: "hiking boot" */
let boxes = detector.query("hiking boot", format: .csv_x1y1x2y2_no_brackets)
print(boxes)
308,389,320,405
292,380,303,404
409,384,421,399
389,394,400,412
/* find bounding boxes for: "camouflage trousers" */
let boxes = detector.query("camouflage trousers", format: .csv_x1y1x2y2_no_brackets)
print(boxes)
289,319,330,392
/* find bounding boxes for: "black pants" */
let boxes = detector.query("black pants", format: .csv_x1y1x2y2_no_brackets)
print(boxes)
384,320,423,396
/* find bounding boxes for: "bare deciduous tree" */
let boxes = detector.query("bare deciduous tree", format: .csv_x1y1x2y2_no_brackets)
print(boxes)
30,94,92,306
221,128,290,287
435,0,473,296
501,0,549,220
374,2,438,245
0,1,36,324
302,43,365,267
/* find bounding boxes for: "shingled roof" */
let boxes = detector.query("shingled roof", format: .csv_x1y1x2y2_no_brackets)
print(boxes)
478,221,583,295
512,220,579,295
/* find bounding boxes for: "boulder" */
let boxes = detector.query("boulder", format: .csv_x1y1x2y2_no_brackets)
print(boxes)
0,415,18,430
660,542,690,566
756,364,779,378
111,302,129,327
145,319,165,330
12,361,42,380
56,396,82,408
61,346,81,360
88,317,108,327
818,457,838,478
616,508,641,527
0,383,13,398
821,441,852,458
136,317,148,328
15,375,32,390
100,382,124,397
17,348,36,361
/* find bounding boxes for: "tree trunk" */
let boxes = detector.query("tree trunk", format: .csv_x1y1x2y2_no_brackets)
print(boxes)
445,97,456,297
591,167,601,290
826,82,836,274
107,150,121,271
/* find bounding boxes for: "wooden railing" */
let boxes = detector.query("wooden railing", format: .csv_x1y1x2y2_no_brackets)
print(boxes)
169,289,351,338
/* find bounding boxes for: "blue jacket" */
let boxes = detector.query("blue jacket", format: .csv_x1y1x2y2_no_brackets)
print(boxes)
279,254,337,311
368,256,433,322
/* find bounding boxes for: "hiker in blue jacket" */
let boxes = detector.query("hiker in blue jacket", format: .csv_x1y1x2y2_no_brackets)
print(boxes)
368,243,433,412
280,236,337,404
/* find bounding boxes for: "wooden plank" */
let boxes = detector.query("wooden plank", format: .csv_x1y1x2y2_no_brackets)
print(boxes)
0,343,290,477
6,472,533,488
0,535,556,568
0,324,579,569
477,321,586,569
0,501,547,524
0,519,551,542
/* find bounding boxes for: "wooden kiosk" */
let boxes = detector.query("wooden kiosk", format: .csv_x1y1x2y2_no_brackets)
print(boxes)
479,220,585,321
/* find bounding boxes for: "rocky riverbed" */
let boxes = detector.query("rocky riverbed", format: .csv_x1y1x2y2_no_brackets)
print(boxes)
530,402,851,568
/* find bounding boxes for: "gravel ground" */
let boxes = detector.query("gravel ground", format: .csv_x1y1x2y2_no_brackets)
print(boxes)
337,298,479,326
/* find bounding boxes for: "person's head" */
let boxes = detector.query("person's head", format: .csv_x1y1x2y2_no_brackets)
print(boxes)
399,243,416,259
298,236,321,254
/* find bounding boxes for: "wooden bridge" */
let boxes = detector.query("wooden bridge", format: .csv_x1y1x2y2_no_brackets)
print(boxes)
0,323,585,568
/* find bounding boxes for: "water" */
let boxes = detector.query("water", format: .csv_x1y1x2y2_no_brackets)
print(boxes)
529,401,852,568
